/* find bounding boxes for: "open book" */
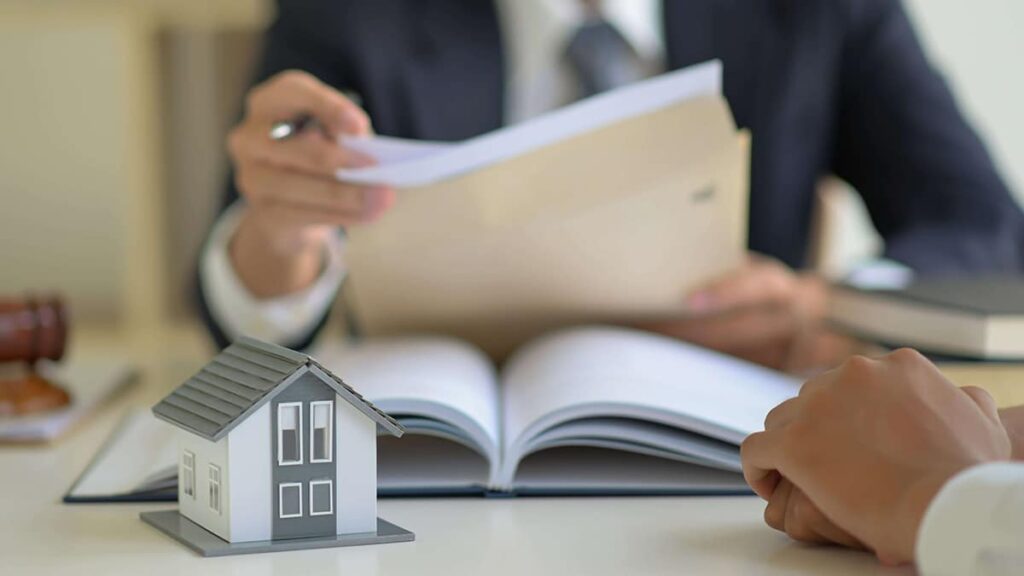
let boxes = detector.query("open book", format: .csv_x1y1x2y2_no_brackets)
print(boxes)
66,327,799,501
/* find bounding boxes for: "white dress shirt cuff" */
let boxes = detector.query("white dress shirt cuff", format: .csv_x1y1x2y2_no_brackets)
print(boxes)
199,201,345,346
843,258,914,290
916,462,1024,576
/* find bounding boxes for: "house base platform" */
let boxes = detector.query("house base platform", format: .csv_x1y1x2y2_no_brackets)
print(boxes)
141,510,415,557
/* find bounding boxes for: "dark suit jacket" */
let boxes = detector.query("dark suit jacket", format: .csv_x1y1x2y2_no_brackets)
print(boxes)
199,0,1024,349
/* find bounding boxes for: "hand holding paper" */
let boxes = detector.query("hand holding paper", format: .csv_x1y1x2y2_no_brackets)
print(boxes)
226,70,395,298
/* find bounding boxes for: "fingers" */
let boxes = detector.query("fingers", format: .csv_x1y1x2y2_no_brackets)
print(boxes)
764,398,801,430
797,361,845,398
764,475,792,531
740,429,786,500
246,70,370,137
777,482,866,550
237,162,394,224
643,305,798,356
231,125,375,179
687,254,798,314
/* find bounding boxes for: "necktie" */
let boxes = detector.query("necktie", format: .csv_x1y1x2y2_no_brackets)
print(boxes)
564,11,646,98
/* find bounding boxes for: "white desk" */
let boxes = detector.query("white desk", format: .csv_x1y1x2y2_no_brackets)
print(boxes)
6,331,991,576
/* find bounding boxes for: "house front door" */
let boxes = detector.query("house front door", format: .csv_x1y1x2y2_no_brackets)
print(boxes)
271,372,336,540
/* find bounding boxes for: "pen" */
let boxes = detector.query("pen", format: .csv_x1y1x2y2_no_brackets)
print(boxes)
268,115,325,141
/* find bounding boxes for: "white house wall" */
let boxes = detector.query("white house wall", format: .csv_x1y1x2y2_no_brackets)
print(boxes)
336,398,377,534
177,428,230,541
227,402,271,543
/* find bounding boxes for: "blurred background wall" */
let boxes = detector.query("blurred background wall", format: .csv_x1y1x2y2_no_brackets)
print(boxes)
0,0,1021,343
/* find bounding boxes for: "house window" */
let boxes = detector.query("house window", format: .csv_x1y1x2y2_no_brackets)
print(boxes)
310,401,333,463
309,480,334,516
181,451,195,499
279,482,303,519
277,402,303,466
208,464,222,514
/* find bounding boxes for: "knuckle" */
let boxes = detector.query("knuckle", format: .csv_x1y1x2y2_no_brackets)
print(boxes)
739,432,762,459
888,347,927,366
839,355,875,380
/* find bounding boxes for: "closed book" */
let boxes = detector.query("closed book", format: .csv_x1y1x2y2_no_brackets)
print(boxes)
827,277,1024,360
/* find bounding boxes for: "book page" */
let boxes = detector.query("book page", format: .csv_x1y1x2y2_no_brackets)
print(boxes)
314,337,502,468
512,447,750,495
377,435,490,495
498,326,800,484
67,410,178,499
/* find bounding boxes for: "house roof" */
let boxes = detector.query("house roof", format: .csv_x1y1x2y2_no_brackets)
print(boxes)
152,337,404,442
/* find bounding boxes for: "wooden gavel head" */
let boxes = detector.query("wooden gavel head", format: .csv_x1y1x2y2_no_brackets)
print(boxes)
0,296,68,365
0,296,71,417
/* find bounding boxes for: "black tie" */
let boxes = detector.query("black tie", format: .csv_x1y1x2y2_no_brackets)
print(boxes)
565,17,646,98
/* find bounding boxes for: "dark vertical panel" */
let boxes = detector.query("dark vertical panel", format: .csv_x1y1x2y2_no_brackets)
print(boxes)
271,371,337,540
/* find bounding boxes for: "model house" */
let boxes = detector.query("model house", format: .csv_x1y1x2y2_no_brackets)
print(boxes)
148,337,407,548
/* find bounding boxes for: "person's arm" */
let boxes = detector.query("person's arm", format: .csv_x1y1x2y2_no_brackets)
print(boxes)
196,7,392,349
833,0,1024,273
198,201,346,348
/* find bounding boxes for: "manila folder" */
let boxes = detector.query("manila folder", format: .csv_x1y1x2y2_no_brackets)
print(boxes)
345,96,750,358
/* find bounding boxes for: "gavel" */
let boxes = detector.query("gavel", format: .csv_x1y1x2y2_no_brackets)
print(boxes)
0,297,71,417
0,297,67,364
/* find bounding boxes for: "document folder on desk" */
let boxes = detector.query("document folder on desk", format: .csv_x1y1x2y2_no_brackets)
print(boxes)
65,327,799,502
337,61,750,358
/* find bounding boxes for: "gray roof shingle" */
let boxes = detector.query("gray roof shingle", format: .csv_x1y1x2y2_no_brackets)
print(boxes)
153,337,404,441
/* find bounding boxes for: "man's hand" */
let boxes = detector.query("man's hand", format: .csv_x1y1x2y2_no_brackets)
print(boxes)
741,349,1013,565
639,254,859,372
227,70,395,298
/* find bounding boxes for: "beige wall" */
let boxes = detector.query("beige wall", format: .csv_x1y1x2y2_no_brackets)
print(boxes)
0,1,267,334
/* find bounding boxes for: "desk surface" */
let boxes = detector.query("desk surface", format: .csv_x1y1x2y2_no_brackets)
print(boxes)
6,329,1018,576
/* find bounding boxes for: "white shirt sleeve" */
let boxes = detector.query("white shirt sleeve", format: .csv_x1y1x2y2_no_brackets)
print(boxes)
916,462,1024,576
199,201,345,346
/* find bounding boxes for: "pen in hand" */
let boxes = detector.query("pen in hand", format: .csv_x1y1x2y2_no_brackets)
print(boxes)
269,115,326,141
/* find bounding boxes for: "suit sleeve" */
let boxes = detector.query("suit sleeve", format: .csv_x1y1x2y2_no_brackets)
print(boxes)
195,7,354,351
832,0,1024,273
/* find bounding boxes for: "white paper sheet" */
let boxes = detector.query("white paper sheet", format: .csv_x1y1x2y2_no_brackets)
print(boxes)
336,60,722,187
